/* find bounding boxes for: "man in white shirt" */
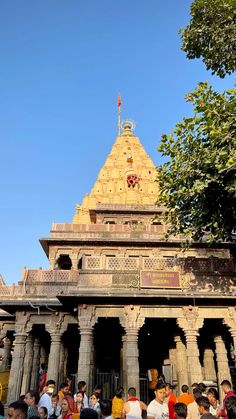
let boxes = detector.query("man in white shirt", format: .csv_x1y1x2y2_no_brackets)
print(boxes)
147,382,169,419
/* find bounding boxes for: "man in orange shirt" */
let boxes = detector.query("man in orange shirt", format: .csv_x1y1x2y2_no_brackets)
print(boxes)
178,386,194,406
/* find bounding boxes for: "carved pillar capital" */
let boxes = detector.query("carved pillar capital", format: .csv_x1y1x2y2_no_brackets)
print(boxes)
15,312,32,335
78,305,97,332
177,306,204,334
223,307,236,333
120,305,145,333
45,313,68,336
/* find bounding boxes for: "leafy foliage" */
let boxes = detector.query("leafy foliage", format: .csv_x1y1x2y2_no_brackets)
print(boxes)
180,0,236,77
157,82,236,242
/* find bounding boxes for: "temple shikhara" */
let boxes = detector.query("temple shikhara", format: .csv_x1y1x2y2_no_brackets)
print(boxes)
0,120,236,403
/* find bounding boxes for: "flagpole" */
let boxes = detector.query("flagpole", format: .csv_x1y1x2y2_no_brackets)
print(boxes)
117,94,122,135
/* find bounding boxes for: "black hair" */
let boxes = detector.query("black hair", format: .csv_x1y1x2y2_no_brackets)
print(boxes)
60,382,69,390
0,401,4,417
115,387,124,399
155,382,166,390
80,408,99,419
181,385,189,393
221,380,232,388
8,401,28,418
128,387,136,397
100,400,112,417
198,383,207,393
28,390,40,405
78,381,87,390
207,387,219,400
173,403,187,419
39,406,48,416
46,380,55,386
193,388,202,400
196,396,210,411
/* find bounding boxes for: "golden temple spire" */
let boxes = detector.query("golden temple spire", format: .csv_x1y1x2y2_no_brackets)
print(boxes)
117,93,122,136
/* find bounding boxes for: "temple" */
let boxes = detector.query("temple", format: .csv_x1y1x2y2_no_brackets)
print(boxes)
0,120,236,403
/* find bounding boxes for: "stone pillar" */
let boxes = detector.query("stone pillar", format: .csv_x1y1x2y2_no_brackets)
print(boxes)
174,336,189,390
177,306,204,385
30,338,41,391
71,252,78,270
77,305,96,391
214,336,231,403
7,312,32,403
120,306,144,398
120,335,127,392
169,348,178,388
21,335,34,394
58,343,66,385
40,345,47,366
0,337,12,371
203,348,217,382
7,333,27,402
223,307,236,361
46,313,68,386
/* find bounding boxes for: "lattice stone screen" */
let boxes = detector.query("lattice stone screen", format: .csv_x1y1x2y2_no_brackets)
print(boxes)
143,258,175,270
85,257,102,270
107,257,139,270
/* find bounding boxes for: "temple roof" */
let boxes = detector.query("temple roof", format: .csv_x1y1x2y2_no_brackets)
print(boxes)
73,121,159,223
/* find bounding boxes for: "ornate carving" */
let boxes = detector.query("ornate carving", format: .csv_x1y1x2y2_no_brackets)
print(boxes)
15,312,32,334
223,307,236,333
177,306,204,332
78,305,97,330
45,313,68,336
120,305,145,331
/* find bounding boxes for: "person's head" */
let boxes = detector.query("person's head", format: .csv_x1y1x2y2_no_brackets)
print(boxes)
66,375,73,387
80,408,98,419
191,383,199,391
165,383,172,397
51,394,59,407
94,385,102,394
24,391,40,406
154,382,166,404
181,385,189,394
100,400,112,418
61,396,76,414
173,403,187,419
196,396,210,415
225,396,236,419
198,383,207,394
76,391,84,404
127,387,136,398
115,387,124,399
7,401,28,419
60,382,70,395
46,380,56,388
90,392,100,406
207,388,219,404
39,407,48,419
78,381,87,392
193,388,202,401
221,380,232,394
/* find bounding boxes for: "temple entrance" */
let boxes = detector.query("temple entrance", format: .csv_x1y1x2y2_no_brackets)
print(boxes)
139,318,181,378
93,318,123,397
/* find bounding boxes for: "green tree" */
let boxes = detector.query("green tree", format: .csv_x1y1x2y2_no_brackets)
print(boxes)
180,0,236,77
157,82,236,242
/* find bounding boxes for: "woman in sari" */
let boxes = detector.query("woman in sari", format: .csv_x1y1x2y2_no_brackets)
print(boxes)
61,395,77,419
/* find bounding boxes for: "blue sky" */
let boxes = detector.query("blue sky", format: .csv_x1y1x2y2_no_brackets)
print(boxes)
0,1,234,284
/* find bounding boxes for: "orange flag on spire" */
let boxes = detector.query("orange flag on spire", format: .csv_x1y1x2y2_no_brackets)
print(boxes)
117,94,121,107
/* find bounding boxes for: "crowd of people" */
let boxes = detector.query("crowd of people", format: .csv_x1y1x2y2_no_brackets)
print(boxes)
1,375,236,419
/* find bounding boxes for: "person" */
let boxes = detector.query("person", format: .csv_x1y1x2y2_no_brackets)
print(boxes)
76,391,84,414
165,384,177,419
38,381,56,414
123,387,147,419
75,382,88,409
80,409,98,419
39,407,48,419
207,388,220,416
219,380,236,419
148,369,159,402
111,387,124,419
178,386,194,406
173,403,187,419
0,401,4,419
93,386,103,400
90,393,101,418
147,382,168,419
7,401,28,419
49,394,61,419
58,383,71,405
61,395,77,419
196,396,215,419
24,391,40,418
100,400,113,419
66,376,73,394
225,397,236,419
191,385,199,392
197,385,207,398
187,388,202,419
39,365,48,393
